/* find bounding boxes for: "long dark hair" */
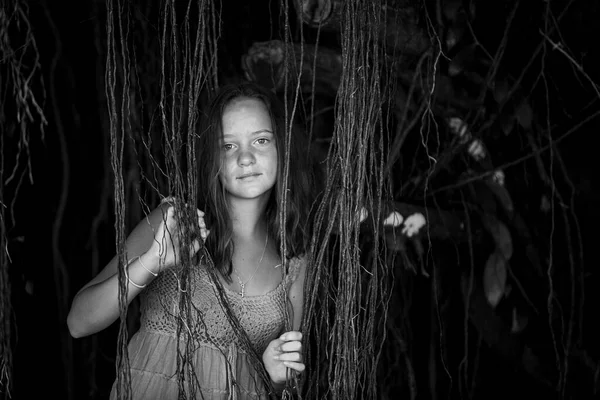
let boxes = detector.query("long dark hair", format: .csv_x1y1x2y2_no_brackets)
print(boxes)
198,81,316,280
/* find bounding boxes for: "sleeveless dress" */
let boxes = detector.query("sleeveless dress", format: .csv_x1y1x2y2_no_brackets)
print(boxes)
109,258,304,400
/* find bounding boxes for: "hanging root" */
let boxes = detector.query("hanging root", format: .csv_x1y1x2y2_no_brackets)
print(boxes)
1,0,47,397
298,1,394,398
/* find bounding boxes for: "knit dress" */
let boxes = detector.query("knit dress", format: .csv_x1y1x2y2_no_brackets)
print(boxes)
109,258,303,400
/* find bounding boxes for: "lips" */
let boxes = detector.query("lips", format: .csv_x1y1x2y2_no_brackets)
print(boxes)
237,172,261,179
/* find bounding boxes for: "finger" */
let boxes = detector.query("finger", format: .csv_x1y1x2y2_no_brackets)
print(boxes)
274,351,302,362
279,331,302,342
166,206,175,221
279,340,302,353
282,361,305,373
166,206,178,227
197,209,205,217
269,338,284,353
201,229,210,242
191,239,201,255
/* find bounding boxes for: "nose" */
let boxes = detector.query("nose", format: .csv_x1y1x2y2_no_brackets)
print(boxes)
237,148,256,166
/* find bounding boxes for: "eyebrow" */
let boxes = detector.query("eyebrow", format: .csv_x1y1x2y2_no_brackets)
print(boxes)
222,129,273,140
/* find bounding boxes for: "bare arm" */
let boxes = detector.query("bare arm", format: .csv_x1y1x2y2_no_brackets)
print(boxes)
288,257,307,331
67,204,207,338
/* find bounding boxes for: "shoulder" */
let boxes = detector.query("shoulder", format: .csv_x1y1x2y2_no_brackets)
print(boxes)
286,255,307,292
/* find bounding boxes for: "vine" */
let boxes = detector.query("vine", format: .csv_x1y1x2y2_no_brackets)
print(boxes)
0,1,47,397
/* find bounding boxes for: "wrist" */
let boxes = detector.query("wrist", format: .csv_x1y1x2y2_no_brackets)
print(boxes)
271,379,285,389
269,380,285,396
124,254,158,290
269,379,300,397
139,252,162,275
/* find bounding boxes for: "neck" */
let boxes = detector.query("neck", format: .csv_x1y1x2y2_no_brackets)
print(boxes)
228,195,270,240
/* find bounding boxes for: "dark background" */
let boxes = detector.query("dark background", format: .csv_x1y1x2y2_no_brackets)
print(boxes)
3,0,600,399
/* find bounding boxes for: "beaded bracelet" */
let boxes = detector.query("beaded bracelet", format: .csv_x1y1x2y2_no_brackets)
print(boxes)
137,256,158,277
127,275,147,289
124,257,148,289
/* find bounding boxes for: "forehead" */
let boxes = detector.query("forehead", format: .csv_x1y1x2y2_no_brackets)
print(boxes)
222,97,271,129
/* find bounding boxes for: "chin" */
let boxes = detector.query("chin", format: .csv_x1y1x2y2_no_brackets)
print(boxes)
242,191,270,200
231,187,274,200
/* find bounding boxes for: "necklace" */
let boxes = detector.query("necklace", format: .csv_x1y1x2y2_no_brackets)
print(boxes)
232,234,268,298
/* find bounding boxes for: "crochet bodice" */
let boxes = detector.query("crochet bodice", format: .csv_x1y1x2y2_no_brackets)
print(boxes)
139,258,303,354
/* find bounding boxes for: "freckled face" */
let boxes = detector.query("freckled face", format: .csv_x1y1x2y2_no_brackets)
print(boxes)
219,97,278,201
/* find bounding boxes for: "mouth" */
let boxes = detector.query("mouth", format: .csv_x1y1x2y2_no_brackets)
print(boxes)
237,172,261,179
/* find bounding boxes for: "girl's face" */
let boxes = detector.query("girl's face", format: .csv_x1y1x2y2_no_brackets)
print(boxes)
219,97,278,201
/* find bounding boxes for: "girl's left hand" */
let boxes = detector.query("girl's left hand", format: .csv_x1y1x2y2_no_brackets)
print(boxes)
262,331,305,385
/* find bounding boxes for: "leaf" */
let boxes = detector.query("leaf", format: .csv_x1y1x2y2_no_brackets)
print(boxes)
411,236,424,259
516,101,533,129
410,236,429,277
499,113,516,136
484,177,515,218
483,251,507,308
443,0,463,22
511,307,529,333
481,214,513,259
446,26,462,51
448,43,477,76
493,79,511,104
382,211,404,227
384,229,407,253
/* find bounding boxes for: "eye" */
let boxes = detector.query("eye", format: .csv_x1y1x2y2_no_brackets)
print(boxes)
255,138,270,145
223,143,235,151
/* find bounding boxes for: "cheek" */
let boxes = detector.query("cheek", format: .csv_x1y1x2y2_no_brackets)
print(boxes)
269,149,278,173
217,164,229,187
273,154,279,177
218,157,232,179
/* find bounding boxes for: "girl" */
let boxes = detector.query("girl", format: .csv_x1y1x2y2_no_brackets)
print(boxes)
67,82,316,399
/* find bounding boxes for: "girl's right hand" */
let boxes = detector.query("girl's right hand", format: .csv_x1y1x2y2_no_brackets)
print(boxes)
146,205,209,270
